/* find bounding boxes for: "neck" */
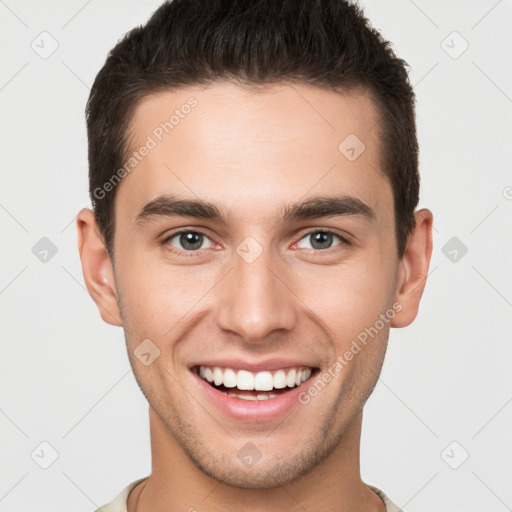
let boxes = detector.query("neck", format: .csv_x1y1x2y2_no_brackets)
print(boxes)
128,407,385,512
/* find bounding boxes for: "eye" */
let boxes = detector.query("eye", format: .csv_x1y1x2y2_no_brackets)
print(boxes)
164,230,215,252
295,230,349,251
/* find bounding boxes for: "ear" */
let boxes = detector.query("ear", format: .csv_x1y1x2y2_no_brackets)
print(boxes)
391,208,434,328
76,208,123,327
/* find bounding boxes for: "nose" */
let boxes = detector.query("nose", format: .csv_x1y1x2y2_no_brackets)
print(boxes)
215,243,297,343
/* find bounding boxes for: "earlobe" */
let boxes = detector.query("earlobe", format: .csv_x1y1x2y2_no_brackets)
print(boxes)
76,208,123,327
391,208,434,328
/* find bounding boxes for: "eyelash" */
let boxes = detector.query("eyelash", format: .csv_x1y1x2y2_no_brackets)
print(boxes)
161,229,351,257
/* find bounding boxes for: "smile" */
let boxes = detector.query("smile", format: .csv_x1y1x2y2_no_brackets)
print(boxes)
193,365,314,401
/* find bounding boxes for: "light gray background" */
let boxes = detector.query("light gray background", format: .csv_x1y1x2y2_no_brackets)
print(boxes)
1,1,511,511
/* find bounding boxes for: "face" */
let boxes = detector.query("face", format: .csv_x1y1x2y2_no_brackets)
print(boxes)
79,82,430,489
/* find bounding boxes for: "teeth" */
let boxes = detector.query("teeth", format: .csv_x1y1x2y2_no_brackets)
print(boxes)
254,371,273,391
237,370,255,390
223,368,237,388
226,391,281,401
273,370,287,389
204,367,214,383
213,367,223,386
227,391,258,400
286,369,296,387
197,365,313,391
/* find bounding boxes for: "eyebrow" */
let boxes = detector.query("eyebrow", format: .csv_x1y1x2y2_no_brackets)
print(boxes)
134,193,375,227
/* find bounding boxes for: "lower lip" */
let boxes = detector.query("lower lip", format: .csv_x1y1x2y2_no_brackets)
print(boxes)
191,370,314,423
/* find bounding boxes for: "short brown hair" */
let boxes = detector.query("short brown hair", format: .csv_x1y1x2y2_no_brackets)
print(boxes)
86,0,419,258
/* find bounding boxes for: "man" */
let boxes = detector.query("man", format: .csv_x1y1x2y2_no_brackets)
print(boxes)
77,0,433,510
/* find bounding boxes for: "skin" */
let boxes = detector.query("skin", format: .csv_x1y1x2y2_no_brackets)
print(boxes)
77,82,433,512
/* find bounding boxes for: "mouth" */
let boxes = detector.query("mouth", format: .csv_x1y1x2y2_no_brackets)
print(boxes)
191,364,318,401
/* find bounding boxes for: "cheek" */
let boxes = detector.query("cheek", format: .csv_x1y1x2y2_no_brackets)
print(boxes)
115,256,213,336
295,258,396,343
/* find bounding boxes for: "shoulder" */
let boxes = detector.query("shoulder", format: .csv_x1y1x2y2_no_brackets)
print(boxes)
368,485,405,512
93,476,149,512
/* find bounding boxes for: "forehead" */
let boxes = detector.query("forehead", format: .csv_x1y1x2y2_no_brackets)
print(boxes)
117,82,390,225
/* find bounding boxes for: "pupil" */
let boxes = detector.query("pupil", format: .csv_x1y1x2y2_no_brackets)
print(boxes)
181,232,202,250
312,232,332,250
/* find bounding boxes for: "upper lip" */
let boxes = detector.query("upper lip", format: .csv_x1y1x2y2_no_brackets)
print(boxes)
190,358,318,372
